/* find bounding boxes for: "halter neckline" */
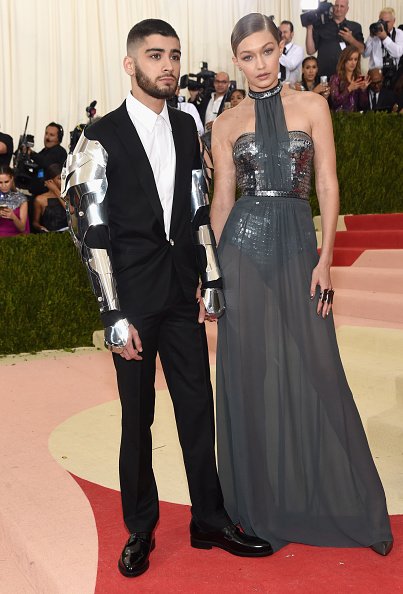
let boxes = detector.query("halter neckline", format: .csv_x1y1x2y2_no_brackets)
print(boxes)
248,82,282,100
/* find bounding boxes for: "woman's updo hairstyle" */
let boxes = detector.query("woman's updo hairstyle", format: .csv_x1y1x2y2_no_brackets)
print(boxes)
231,13,281,55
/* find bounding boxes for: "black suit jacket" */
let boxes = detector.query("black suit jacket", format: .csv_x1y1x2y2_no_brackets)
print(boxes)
367,87,399,112
85,102,202,317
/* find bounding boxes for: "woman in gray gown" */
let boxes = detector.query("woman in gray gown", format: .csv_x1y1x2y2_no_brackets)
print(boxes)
210,13,393,555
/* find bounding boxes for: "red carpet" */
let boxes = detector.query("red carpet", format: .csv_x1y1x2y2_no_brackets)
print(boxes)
72,474,403,594
344,214,403,231
330,213,403,266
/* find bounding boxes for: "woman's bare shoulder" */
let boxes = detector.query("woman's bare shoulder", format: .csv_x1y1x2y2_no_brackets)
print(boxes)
213,101,254,144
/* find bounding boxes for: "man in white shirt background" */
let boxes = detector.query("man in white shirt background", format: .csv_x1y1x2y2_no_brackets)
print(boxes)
363,7,403,89
202,71,230,130
278,20,304,85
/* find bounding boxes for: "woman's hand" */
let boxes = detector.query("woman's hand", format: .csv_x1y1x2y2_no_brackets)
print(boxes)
313,83,330,99
0,206,15,219
347,79,363,92
310,262,334,318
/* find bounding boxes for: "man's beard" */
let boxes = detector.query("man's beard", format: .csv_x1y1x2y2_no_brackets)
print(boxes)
135,63,177,99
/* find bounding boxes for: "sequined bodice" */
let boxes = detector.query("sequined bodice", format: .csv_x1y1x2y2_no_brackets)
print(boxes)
233,130,314,200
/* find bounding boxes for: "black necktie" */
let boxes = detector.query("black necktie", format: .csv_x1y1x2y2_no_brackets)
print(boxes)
372,91,378,109
280,47,287,81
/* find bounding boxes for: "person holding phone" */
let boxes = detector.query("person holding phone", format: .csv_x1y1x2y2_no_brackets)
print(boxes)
0,165,29,237
294,57,330,100
329,45,369,111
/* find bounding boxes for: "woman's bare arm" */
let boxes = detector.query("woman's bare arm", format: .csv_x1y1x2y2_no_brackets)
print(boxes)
210,115,237,244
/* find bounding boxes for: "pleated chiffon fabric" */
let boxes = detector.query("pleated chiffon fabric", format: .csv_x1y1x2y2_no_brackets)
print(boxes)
216,129,392,552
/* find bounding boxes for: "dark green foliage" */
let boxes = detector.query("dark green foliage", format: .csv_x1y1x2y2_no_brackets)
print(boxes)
309,112,403,216
1,113,402,354
0,233,102,354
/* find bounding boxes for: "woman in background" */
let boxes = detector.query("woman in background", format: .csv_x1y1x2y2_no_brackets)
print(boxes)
294,56,329,100
0,165,29,236
329,46,369,111
32,163,70,232
229,88,246,107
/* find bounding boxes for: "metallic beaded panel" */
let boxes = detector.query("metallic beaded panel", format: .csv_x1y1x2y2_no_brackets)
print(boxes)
233,131,314,200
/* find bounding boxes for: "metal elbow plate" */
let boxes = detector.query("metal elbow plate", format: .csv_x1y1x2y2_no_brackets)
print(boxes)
202,288,225,318
104,318,130,352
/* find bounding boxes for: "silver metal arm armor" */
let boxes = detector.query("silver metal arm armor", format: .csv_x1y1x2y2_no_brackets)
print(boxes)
61,133,129,351
191,169,225,318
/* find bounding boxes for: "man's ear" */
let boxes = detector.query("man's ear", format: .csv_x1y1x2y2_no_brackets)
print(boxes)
123,55,135,77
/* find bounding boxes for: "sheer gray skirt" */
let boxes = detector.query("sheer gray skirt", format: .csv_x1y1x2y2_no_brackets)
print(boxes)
216,195,392,551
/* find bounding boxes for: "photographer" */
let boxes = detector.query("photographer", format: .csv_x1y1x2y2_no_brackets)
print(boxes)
200,71,230,130
26,122,67,196
363,7,403,89
305,0,364,80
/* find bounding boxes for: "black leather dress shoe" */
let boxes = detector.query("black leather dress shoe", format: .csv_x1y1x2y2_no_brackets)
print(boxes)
370,540,393,556
190,520,273,557
118,532,155,577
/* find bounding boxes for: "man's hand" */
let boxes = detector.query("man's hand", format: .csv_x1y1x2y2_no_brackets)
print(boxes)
45,179,61,196
376,25,388,41
117,323,143,360
338,27,354,44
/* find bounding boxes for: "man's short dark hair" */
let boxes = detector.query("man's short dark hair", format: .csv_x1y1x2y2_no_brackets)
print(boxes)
127,19,179,51
280,20,294,33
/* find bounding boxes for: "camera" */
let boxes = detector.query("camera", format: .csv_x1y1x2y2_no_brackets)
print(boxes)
301,1,333,27
13,117,39,189
180,62,216,102
382,55,397,88
68,100,98,153
369,19,388,36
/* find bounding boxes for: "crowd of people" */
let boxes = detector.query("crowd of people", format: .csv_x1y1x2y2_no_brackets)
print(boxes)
1,2,402,239
0,122,68,237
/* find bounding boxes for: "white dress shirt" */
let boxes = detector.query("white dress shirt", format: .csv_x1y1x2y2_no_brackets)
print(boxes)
364,28,403,69
279,42,304,84
178,100,205,135
126,92,176,240
204,93,224,125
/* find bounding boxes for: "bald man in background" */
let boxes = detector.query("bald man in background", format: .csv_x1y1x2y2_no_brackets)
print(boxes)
201,71,230,130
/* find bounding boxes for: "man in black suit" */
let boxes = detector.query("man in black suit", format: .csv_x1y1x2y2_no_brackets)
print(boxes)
63,19,272,578
366,68,400,111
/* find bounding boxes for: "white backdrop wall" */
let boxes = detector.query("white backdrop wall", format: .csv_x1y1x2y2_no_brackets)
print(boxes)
0,0,402,151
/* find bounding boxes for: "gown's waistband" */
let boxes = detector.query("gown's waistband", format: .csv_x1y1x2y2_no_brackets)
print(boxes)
241,190,309,200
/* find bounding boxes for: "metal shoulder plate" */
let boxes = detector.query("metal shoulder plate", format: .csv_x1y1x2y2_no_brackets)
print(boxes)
61,134,108,247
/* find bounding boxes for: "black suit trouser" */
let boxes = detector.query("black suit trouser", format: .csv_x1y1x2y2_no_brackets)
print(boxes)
112,293,229,534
